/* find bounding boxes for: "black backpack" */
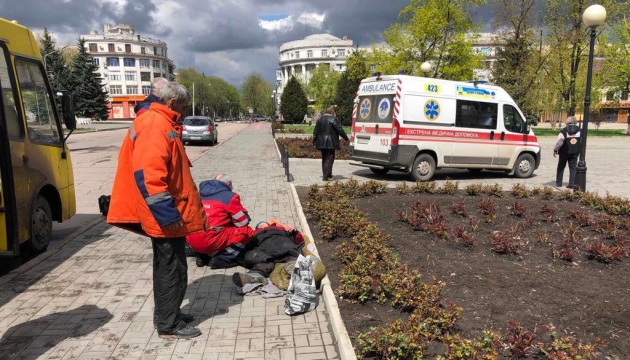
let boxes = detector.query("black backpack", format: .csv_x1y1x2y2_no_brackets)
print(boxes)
98,195,111,217
561,124,581,155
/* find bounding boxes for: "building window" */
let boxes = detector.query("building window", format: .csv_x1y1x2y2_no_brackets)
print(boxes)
152,60,160,68
141,46,146,54
109,85,122,94
480,47,489,55
108,73,121,81
321,50,327,57
140,72,151,81
307,50,313,58
337,64,344,70
127,86,138,94
142,85,151,94
369,64,376,71
125,44,131,53
106,57,119,67
153,72,161,79
123,58,135,67
294,51,300,59
125,71,135,81
139,59,150,68
153,47,158,55
606,91,615,101
108,43,115,52
89,43,97,53
93,58,100,66
622,91,629,101
338,49,345,57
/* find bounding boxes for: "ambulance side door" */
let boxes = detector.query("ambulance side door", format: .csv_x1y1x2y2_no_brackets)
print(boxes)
449,99,498,167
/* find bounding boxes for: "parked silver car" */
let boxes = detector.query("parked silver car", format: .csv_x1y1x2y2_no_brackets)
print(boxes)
182,116,218,145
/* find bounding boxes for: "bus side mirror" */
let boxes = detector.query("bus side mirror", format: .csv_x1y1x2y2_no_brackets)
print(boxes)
61,93,76,131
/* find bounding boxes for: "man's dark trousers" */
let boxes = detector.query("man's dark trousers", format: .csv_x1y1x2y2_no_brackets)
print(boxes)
152,237,187,333
321,149,335,179
556,153,578,187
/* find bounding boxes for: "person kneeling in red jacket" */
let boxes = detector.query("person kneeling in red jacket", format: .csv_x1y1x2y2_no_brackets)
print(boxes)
186,174,254,268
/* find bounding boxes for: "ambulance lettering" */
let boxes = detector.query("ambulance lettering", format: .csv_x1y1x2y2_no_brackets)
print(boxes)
361,82,397,93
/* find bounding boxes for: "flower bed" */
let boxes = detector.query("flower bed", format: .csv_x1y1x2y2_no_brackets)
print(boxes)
275,137,352,160
298,180,630,359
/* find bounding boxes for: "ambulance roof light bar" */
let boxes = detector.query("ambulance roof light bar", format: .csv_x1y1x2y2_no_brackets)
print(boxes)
372,72,382,80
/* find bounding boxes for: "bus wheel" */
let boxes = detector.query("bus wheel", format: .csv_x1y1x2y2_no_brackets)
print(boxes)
29,196,52,253
411,154,436,181
370,167,390,175
514,153,535,178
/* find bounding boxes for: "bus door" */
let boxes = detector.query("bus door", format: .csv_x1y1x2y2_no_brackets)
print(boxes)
353,93,396,162
0,79,18,256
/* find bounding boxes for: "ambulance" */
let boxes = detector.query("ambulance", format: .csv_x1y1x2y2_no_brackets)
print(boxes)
349,74,541,181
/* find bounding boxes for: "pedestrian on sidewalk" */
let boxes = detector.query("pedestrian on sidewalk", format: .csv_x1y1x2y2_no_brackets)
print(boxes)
186,173,255,269
553,116,581,189
313,106,348,181
107,81,206,339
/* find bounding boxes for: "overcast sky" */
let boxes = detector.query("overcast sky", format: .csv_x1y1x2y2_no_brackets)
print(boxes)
0,0,492,88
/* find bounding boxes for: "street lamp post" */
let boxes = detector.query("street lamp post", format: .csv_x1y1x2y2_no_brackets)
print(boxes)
43,45,69,71
575,4,607,192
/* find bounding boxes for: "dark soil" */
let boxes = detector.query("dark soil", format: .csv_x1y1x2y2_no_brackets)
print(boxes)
296,187,630,359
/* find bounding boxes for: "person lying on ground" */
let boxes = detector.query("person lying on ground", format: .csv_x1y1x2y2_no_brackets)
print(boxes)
231,219,304,287
186,173,254,268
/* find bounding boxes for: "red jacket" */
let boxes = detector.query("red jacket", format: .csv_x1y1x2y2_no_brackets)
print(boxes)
107,102,206,238
186,180,252,253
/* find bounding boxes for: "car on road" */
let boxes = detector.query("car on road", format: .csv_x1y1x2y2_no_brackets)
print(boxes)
182,116,218,145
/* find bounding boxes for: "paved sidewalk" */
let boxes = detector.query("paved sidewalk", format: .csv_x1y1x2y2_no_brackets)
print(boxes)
0,123,339,360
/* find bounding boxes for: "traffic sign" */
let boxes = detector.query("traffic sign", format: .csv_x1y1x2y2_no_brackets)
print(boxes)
249,108,253,114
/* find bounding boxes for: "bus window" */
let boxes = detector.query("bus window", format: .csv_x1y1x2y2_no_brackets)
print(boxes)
14,58,60,145
0,49,23,140
503,104,526,133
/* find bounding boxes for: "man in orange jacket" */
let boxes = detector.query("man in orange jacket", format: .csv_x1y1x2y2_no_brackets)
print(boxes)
107,81,205,339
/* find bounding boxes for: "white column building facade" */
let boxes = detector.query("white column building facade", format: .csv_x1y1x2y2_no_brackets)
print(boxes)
276,34,354,108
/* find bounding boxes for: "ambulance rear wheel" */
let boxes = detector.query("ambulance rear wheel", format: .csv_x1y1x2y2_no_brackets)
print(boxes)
370,167,390,175
514,153,535,178
411,154,436,181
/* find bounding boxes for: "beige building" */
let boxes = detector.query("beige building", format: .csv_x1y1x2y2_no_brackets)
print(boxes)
81,24,175,119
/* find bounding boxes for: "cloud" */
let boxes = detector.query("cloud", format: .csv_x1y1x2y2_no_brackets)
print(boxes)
0,0,493,88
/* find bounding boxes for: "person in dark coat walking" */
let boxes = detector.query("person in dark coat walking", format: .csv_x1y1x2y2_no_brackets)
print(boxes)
312,106,349,180
553,116,581,189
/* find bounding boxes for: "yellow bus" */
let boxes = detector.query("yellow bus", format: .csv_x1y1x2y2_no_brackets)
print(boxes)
0,18,77,257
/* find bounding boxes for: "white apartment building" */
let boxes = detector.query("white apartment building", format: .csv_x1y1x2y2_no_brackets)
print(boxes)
275,34,355,103
82,23,174,119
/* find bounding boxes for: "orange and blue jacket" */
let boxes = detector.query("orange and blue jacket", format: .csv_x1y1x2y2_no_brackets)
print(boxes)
107,102,205,238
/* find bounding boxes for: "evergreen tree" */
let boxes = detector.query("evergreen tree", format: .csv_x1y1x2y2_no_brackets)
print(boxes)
280,76,307,123
39,28,71,112
69,38,109,119
335,51,370,126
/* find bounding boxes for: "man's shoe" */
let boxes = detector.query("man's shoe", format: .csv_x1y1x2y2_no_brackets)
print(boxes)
208,257,238,269
158,325,201,339
232,272,268,287
195,254,210,267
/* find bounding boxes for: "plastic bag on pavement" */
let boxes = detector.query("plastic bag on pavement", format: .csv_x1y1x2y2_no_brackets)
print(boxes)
284,254,319,315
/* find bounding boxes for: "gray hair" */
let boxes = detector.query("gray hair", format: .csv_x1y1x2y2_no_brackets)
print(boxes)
566,116,577,125
151,77,169,95
215,173,232,185
158,82,189,105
